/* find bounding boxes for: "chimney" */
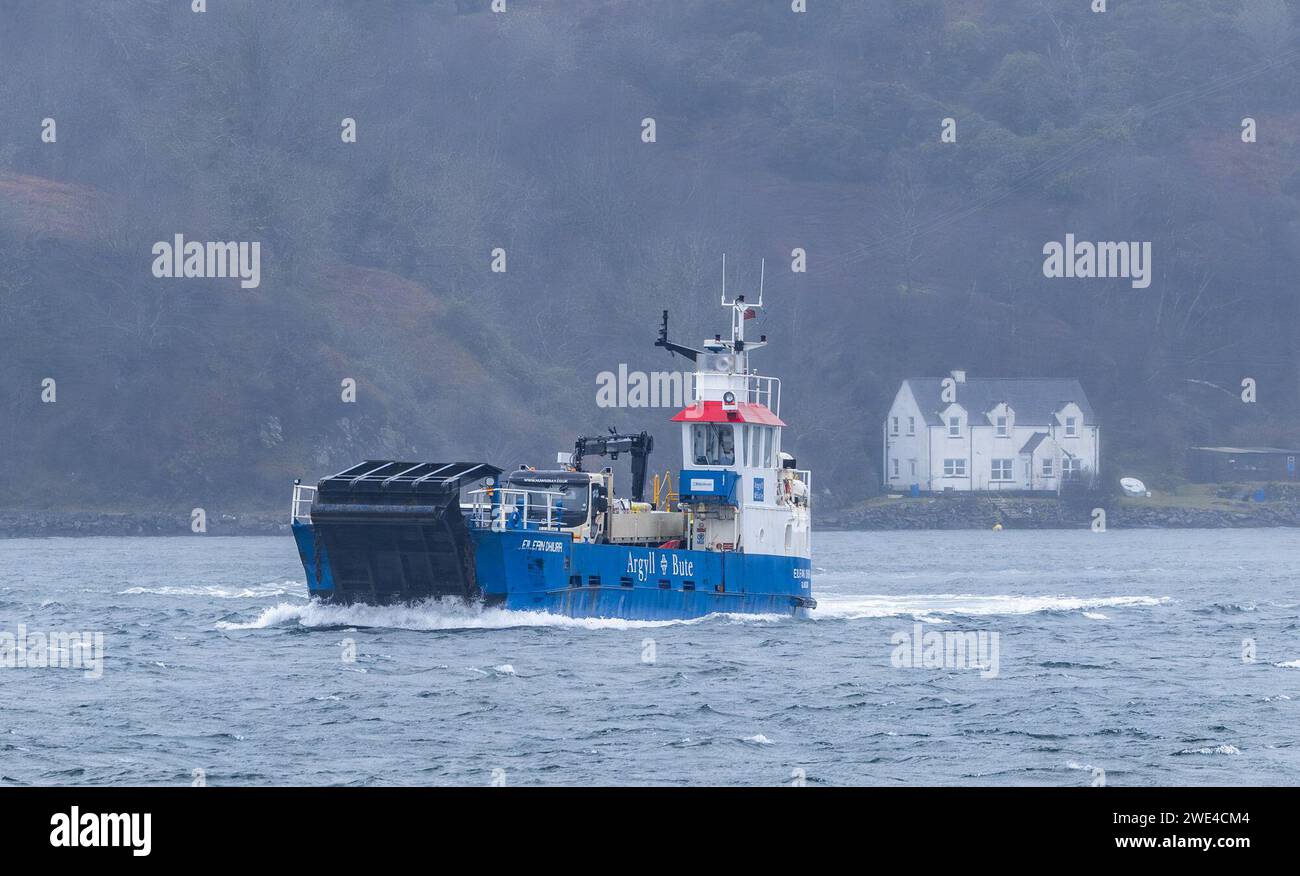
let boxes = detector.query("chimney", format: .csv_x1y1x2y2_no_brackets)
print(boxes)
950,369,966,383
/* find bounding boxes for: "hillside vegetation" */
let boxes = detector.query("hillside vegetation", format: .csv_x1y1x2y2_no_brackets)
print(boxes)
1,0,1298,512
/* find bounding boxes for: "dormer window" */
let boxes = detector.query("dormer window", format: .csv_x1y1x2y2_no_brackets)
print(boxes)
948,416,960,437
1065,416,1077,437
996,416,1008,437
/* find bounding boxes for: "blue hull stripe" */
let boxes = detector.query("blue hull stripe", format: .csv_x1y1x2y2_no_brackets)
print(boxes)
296,524,812,620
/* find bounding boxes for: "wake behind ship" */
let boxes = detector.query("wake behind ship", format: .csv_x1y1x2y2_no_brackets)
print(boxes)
290,283,814,621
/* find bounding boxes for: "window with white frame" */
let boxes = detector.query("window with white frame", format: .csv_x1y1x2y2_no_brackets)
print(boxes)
1042,457,1054,477
1063,457,1081,477
891,416,899,435
909,459,917,477
891,458,899,477
1065,416,1077,437
907,416,915,435
943,458,966,477
991,458,1013,481
691,424,736,466
996,415,1008,437
948,416,960,437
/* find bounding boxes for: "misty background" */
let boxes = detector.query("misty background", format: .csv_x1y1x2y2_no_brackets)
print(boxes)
1,0,1298,514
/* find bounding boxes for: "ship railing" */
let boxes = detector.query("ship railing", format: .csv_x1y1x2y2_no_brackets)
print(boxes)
466,487,568,532
746,375,780,416
291,481,316,523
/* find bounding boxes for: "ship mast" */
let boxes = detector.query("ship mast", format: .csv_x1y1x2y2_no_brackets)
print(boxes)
719,255,767,372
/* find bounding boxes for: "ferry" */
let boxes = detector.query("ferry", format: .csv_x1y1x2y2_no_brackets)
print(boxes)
289,281,814,620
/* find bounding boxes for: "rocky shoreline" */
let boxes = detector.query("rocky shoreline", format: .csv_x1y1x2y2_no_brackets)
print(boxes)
3,493,1299,537
819,495,1300,530
0,510,289,538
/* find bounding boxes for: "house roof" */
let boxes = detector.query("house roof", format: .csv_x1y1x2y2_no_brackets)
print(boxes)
904,378,1095,427
1019,432,1049,454
1020,431,1076,457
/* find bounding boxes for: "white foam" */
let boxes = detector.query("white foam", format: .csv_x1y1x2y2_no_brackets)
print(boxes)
213,592,1169,631
1083,612,1108,620
1176,744,1240,756
810,593,1168,620
1273,659,1300,669
123,582,303,599
215,599,786,632
493,664,516,675
743,734,774,745
1175,738,1242,753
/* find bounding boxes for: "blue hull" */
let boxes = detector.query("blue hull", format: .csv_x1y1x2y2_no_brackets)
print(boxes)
292,522,813,621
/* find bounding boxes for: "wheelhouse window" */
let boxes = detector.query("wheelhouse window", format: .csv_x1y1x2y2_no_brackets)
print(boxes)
503,474,590,527
1065,416,1077,437
944,458,966,477
691,424,736,466
991,459,1013,481
948,416,961,437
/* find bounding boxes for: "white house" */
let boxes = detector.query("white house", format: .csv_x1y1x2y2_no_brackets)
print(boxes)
883,371,1099,493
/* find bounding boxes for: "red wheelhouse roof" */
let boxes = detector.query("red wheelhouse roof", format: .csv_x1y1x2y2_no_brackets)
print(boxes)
671,400,785,426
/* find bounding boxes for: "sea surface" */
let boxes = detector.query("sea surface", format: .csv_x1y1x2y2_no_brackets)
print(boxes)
1,529,1297,786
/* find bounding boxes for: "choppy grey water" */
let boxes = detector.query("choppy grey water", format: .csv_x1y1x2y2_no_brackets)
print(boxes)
1,529,1297,786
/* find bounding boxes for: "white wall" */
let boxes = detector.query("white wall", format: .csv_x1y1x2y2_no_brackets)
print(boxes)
883,384,930,490
883,389,1099,492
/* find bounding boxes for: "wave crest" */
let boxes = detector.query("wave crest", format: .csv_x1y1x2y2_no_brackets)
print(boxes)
215,599,787,632
811,593,1168,621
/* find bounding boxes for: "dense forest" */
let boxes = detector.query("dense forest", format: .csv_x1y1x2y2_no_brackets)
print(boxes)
1,0,1298,513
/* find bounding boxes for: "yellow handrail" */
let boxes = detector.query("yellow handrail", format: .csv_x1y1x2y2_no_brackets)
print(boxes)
652,471,678,510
